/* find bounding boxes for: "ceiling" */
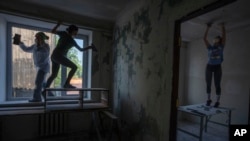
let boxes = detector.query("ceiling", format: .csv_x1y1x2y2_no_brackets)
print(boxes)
0,0,132,30
181,0,250,42
1,0,250,34
20,0,132,22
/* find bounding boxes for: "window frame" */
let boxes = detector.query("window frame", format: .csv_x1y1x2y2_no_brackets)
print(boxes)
6,22,92,101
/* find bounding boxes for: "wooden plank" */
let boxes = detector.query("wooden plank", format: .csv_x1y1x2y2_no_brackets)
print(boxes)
0,103,109,116
46,103,109,112
45,88,109,91
0,88,110,116
0,109,44,116
46,96,81,101
102,111,118,119
46,100,79,105
0,101,43,107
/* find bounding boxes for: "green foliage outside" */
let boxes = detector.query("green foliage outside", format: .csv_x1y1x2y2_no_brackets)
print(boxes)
53,37,82,87
68,48,82,78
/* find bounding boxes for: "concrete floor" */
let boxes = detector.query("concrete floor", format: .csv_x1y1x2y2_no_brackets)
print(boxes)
177,120,229,141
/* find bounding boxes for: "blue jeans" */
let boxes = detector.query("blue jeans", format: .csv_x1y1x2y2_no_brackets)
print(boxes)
33,69,47,100
205,64,222,95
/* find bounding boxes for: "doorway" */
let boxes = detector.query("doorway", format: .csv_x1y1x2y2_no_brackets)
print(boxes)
169,0,250,140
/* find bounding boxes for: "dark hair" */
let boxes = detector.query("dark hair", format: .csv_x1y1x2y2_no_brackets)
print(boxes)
215,35,222,44
66,25,78,33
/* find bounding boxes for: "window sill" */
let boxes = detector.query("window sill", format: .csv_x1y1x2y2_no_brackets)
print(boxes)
0,100,44,107
0,100,109,116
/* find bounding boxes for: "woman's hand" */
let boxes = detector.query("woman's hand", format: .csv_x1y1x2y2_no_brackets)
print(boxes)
91,43,98,52
206,22,212,28
218,22,225,28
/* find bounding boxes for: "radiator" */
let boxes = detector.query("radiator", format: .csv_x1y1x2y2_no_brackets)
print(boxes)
39,113,66,136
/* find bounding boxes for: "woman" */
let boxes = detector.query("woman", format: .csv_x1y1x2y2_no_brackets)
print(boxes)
45,22,96,89
203,23,226,107
18,32,50,102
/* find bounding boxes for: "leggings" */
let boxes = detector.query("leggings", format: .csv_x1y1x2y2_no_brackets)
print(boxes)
33,69,47,100
205,64,222,95
45,52,77,88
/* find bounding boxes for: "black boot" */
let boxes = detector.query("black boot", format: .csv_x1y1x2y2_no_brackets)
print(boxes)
206,100,212,106
214,102,220,108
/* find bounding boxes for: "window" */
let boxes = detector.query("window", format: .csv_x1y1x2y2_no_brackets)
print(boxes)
7,22,92,101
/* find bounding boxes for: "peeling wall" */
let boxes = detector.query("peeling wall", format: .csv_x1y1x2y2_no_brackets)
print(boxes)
91,31,113,104
113,0,217,140
92,31,113,88
0,0,225,140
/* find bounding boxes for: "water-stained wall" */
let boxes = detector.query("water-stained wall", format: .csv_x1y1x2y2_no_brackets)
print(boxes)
113,0,217,140
91,31,113,104
92,31,113,90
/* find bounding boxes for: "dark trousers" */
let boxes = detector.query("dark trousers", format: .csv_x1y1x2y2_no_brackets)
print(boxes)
45,53,77,88
205,64,222,95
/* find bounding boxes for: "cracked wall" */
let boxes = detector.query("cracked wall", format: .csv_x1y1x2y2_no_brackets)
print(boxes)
113,0,217,140
91,31,113,103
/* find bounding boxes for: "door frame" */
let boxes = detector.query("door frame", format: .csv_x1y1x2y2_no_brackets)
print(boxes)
169,0,237,140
